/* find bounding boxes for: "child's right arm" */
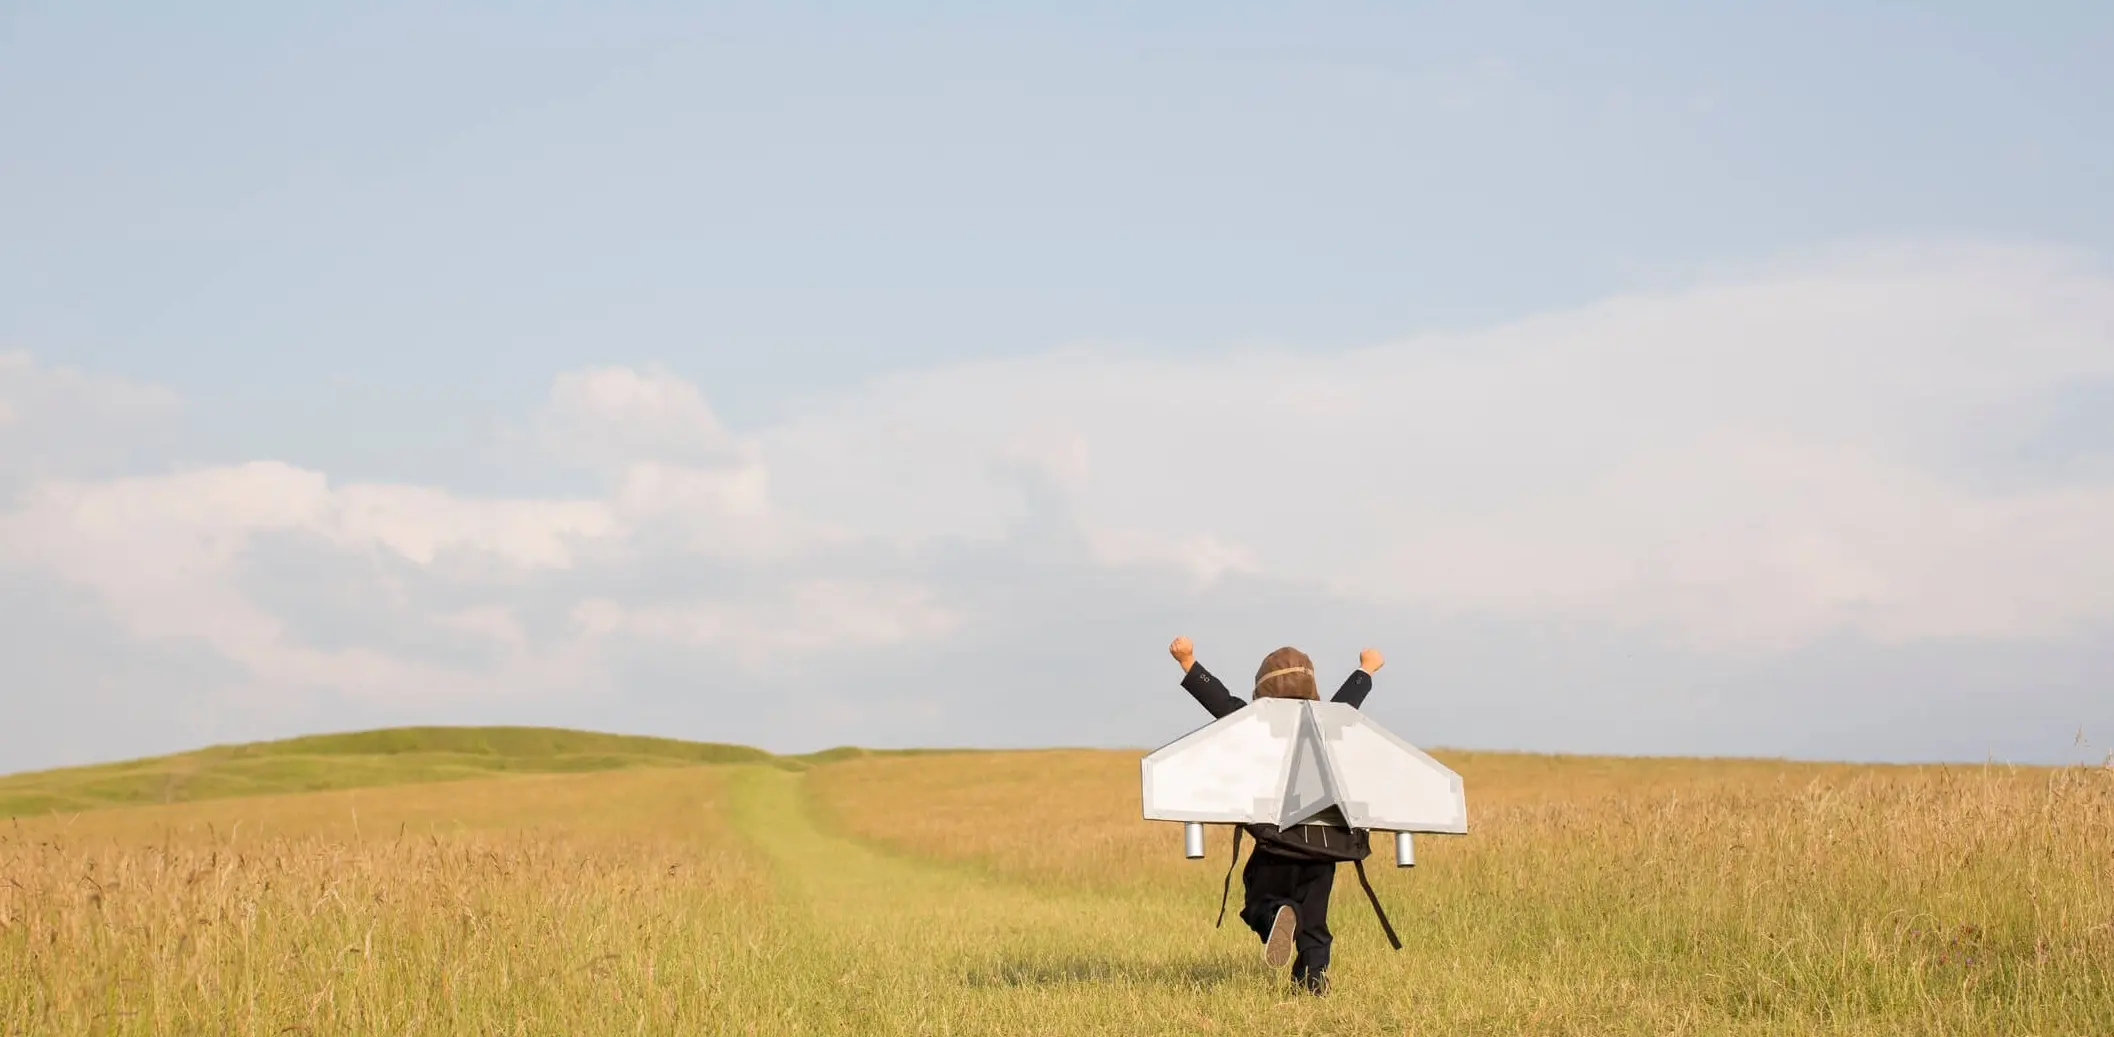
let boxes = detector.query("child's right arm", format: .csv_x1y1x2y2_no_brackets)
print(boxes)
1170,636,1246,719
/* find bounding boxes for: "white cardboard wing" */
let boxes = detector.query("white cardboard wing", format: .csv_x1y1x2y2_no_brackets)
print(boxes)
1140,698,1467,834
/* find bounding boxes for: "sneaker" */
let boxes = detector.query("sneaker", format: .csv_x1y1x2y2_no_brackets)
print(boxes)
1262,905,1296,969
1299,970,1330,997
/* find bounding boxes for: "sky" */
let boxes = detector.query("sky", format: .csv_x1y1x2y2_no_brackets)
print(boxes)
3,2,2113,774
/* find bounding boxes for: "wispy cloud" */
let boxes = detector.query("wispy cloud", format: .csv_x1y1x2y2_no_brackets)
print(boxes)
2,242,2111,767
756,243,2114,650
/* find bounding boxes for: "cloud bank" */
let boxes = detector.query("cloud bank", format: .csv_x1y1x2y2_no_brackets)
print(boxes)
4,243,2112,772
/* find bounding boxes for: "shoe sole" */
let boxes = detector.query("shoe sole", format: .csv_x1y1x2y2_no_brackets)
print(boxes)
1263,905,1296,969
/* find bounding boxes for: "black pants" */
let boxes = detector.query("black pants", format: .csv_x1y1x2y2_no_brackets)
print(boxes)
1238,848,1335,980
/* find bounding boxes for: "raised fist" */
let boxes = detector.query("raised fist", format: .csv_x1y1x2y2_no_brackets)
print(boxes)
1169,636,1196,671
1359,648,1384,674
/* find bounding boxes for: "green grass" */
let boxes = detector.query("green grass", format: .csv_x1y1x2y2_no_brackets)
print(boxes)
0,725,948,818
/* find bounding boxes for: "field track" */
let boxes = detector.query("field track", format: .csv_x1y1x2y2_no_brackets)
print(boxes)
722,766,1266,1032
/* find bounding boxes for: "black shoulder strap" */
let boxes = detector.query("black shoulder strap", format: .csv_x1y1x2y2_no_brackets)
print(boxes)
1352,858,1403,950
1214,825,1243,928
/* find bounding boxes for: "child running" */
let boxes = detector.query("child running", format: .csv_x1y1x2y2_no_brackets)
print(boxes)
1167,635,1385,996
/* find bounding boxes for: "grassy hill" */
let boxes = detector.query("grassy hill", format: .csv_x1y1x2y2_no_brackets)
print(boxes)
0,726,914,818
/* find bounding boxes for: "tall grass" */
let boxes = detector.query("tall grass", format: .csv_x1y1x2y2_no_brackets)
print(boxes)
4,749,2109,1035
1,769,771,1035
813,750,2114,1033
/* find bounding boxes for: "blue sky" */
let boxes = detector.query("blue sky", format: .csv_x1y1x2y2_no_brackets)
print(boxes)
3,3,2112,773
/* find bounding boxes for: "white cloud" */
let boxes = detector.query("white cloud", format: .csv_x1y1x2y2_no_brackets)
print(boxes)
572,581,960,669
757,243,2114,650
0,459,628,704
542,367,835,561
570,598,626,637
0,371,949,707
435,606,528,646
604,457,828,561
1083,527,1259,587
1,460,617,579
0,350,181,424
331,482,616,568
3,243,2111,733
0,350,183,484
542,365,734,466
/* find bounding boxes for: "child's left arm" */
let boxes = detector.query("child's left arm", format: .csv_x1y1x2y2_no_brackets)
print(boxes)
1331,648,1384,708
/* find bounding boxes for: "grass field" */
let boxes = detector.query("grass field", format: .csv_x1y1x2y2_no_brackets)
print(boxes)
0,726,940,818
3,729,2111,1035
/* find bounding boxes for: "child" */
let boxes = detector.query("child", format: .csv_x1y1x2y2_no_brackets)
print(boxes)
1167,635,1385,996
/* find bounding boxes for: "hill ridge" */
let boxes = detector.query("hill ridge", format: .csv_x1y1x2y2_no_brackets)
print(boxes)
0,724,927,818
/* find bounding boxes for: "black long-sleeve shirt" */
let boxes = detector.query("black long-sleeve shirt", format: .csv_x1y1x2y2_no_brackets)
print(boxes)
1181,662,1372,719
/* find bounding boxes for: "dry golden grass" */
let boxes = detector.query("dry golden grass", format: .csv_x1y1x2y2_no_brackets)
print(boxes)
805,749,1953,885
812,749,2114,1033
2,768,773,1036
4,747,2111,1035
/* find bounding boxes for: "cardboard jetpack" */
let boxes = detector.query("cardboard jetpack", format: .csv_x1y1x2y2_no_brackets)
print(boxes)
1139,698,1468,949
